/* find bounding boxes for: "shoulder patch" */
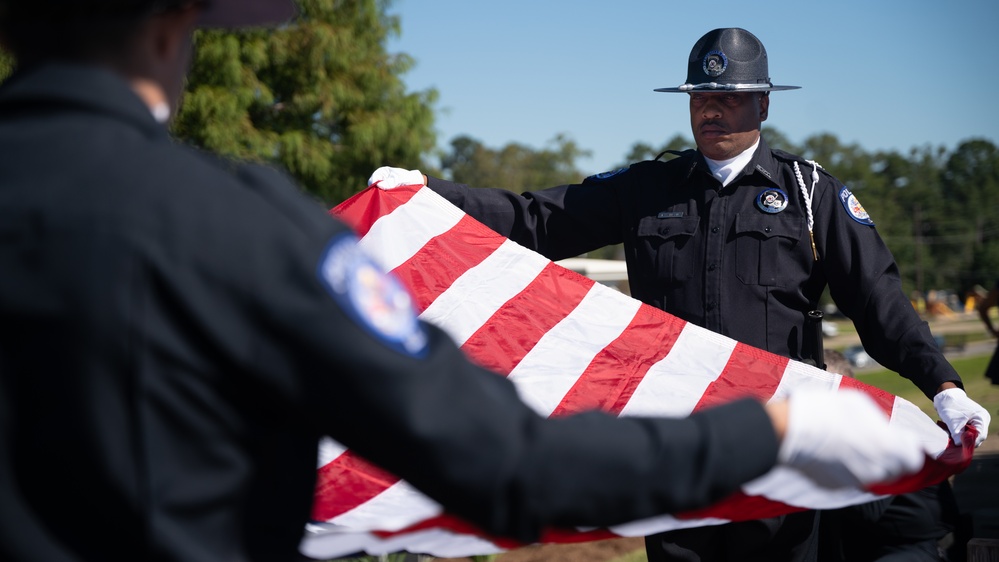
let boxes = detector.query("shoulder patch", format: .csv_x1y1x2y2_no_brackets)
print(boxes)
317,233,428,357
587,167,628,181
838,186,875,226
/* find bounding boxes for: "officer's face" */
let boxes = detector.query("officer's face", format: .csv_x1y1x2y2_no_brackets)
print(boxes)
689,92,769,160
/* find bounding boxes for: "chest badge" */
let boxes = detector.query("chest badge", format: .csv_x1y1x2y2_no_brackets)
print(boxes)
755,188,789,214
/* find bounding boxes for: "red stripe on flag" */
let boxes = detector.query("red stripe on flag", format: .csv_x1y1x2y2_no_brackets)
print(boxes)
332,185,421,237
837,375,895,417
693,343,788,412
311,450,401,521
869,427,975,496
461,263,593,374
678,490,808,522
552,306,687,417
391,214,504,311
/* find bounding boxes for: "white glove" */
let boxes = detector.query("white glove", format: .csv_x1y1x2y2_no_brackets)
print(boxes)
778,389,925,489
934,387,990,447
368,166,425,190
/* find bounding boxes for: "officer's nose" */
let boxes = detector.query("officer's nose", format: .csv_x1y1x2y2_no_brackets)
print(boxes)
700,98,723,119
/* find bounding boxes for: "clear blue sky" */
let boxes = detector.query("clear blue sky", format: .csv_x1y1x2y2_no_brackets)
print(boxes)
386,0,999,176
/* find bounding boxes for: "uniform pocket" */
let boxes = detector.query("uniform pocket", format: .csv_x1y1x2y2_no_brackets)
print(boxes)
636,216,700,284
734,213,802,286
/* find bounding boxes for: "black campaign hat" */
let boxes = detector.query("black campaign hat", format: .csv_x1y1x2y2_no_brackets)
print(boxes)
655,28,799,93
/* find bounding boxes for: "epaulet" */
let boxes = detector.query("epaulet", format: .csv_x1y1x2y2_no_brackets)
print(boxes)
771,149,836,184
771,149,825,171
654,148,697,162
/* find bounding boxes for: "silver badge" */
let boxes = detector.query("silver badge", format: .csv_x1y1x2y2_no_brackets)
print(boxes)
703,50,728,78
755,188,789,214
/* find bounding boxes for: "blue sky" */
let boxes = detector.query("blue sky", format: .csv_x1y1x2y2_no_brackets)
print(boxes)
386,0,999,176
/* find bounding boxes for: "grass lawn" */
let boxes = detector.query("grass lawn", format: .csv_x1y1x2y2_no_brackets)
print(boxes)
858,353,999,419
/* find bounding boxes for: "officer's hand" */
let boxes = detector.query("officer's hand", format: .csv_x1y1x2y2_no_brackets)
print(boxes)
368,166,427,190
776,389,924,489
934,387,990,447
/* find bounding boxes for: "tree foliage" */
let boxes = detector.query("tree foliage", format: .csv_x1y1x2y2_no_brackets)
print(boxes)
173,0,438,205
440,133,590,191
0,48,13,81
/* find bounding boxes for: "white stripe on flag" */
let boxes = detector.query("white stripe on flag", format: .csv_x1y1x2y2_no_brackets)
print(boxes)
620,324,736,418
420,239,550,346
357,187,464,271
316,436,347,468
890,397,950,458
331,480,443,532
770,359,841,402
509,284,642,416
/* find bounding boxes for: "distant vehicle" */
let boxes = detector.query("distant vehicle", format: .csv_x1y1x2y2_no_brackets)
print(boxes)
822,322,839,338
843,345,875,369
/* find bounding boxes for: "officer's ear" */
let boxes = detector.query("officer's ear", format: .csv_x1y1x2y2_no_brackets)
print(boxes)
759,93,770,122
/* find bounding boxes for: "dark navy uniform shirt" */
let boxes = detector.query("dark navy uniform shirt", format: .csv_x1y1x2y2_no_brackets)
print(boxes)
0,64,782,562
427,138,959,398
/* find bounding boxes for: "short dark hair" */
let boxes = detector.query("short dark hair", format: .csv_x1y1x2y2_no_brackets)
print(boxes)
824,349,854,379
0,1,187,65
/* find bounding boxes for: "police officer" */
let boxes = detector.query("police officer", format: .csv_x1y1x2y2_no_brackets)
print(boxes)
0,6,933,562
371,27,990,562
980,280,999,384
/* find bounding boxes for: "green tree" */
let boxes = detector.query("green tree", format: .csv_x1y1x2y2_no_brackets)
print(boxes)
940,139,999,288
173,0,438,205
0,48,13,81
440,133,590,191
618,133,692,166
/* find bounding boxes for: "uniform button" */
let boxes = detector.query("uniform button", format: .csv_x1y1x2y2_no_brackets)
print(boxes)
664,227,671,234
708,263,717,272
764,226,772,233
706,301,716,311
711,226,720,234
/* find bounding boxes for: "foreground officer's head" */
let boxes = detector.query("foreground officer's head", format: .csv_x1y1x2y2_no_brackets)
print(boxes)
0,0,295,118
655,28,800,160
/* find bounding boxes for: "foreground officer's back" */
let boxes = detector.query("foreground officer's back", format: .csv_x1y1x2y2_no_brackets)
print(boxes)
0,4,784,560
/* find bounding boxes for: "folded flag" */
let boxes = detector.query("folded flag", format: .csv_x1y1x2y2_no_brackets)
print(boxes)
300,183,972,559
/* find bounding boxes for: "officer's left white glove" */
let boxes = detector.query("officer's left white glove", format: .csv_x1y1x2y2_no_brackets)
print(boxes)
368,166,425,190
934,387,990,447
777,388,925,489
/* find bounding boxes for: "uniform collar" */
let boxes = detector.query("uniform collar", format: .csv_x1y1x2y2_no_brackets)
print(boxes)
0,62,168,140
684,135,782,188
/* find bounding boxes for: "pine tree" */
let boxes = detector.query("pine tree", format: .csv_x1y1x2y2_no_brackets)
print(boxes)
173,0,438,205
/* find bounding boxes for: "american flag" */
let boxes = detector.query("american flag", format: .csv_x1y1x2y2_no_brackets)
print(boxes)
300,183,973,559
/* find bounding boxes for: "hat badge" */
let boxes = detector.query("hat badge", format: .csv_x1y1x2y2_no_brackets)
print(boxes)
703,50,728,78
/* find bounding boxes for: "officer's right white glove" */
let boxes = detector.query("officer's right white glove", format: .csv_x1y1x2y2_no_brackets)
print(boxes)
777,389,925,489
368,166,425,190
933,387,990,447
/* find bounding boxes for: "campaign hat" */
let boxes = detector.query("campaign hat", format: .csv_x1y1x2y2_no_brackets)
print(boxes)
655,28,799,93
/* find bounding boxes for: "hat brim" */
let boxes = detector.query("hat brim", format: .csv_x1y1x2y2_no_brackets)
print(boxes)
654,84,800,93
198,0,297,28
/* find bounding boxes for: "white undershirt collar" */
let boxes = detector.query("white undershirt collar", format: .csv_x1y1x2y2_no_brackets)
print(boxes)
703,138,760,187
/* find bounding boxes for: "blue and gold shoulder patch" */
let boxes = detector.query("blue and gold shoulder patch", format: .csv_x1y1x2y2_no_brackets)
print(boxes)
318,233,428,357
587,167,628,181
838,186,875,226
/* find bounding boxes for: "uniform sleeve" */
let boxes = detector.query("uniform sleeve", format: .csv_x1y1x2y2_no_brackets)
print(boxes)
197,167,780,542
426,175,626,260
814,178,960,397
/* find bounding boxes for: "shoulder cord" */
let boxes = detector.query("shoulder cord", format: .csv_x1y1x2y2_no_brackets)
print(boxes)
793,160,822,261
